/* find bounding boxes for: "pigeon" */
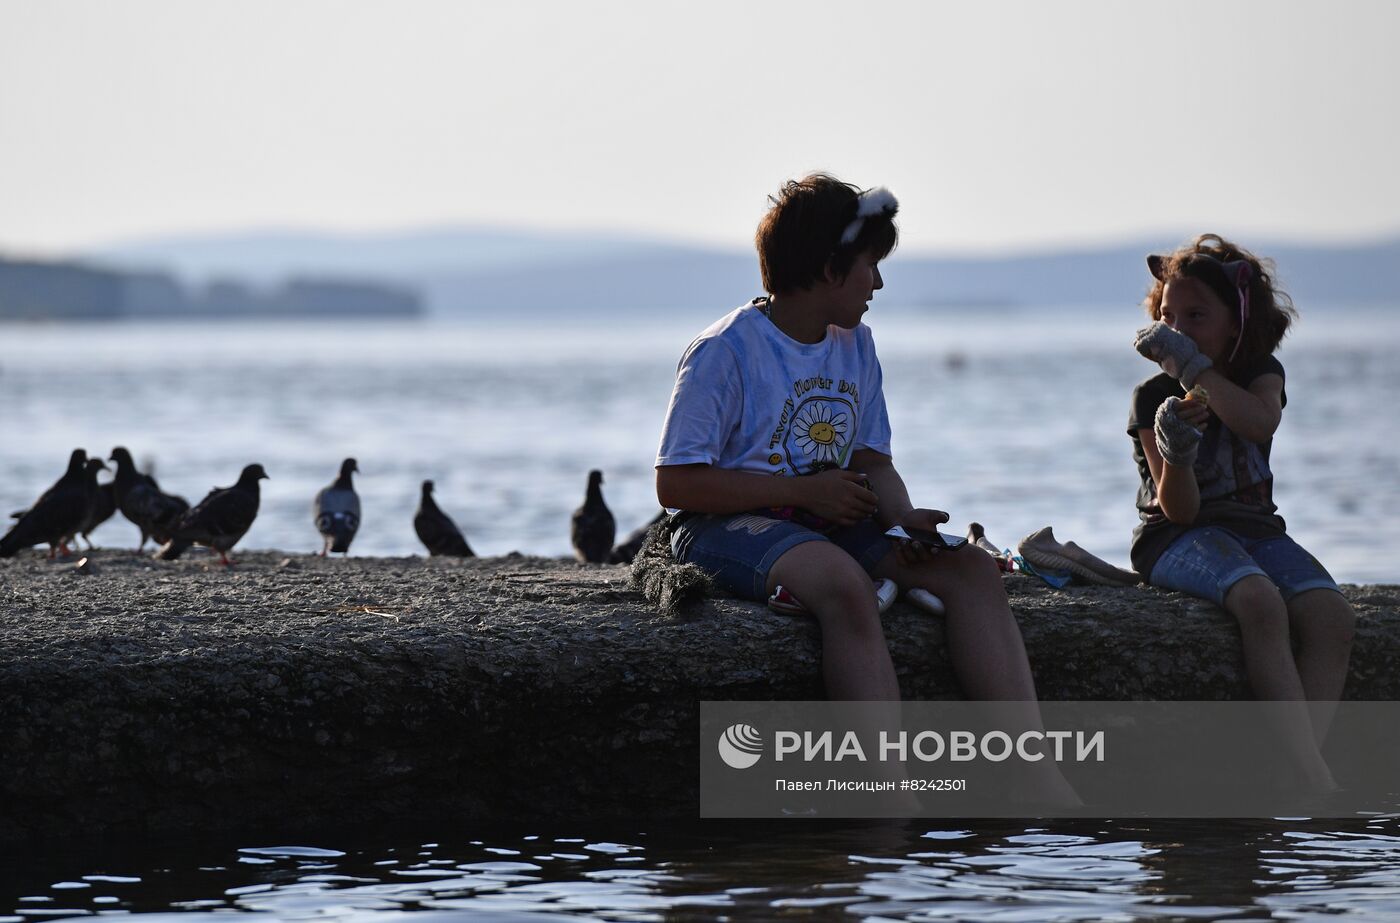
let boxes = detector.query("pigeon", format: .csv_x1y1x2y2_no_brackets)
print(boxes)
413,480,475,557
73,459,118,549
77,459,117,548
313,457,360,556
0,449,91,559
155,463,268,565
570,469,615,564
610,509,666,564
7,456,100,530
109,446,190,550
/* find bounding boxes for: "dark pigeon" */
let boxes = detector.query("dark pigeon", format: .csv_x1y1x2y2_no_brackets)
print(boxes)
139,470,190,546
413,480,474,557
82,482,118,547
77,459,117,549
609,509,667,565
109,446,190,550
6,458,100,529
0,449,91,559
155,464,268,565
313,458,360,556
570,469,615,564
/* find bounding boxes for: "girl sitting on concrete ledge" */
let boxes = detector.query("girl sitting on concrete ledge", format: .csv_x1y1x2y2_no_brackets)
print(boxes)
1129,233,1356,793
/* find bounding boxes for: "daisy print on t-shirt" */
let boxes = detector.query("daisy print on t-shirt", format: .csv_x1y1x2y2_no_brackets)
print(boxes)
786,395,856,472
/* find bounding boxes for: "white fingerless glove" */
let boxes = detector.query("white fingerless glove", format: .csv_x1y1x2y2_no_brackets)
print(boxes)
1154,397,1201,468
1135,321,1213,388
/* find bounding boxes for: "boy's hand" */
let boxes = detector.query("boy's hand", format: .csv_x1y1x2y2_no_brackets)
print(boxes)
1134,321,1213,388
893,508,950,566
801,469,879,526
1154,397,1202,467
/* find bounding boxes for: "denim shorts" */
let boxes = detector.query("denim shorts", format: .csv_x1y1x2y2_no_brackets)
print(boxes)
1148,526,1341,607
670,513,893,601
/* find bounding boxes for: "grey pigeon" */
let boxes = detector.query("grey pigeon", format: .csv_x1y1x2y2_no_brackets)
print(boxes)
0,449,91,559
413,480,475,557
571,469,615,564
313,458,360,555
610,509,666,564
155,464,268,565
109,446,190,550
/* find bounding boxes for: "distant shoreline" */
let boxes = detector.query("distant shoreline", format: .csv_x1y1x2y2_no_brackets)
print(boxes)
9,230,1400,320
0,253,423,322
0,313,426,325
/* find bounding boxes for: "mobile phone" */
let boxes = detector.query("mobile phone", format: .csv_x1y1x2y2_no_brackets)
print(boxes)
884,525,969,549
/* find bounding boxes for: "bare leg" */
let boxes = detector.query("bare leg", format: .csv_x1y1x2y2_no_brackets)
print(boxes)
1288,588,1356,747
767,541,899,701
766,541,921,814
1224,575,1338,793
875,544,1081,807
875,544,1035,700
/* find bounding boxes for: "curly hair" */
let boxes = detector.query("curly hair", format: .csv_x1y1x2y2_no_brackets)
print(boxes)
755,173,898,295
1143,233,1297,375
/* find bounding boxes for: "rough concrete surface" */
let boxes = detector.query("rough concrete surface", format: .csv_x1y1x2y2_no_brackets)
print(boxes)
1,549,1396,845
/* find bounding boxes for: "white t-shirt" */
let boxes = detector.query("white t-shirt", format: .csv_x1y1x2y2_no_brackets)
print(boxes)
655,299,893,478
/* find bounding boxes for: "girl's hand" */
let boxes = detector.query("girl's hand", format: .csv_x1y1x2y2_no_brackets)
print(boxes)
1154,397,1202,468
801,469,879,526
1175,396,1211,429
892,508,951,566
1134,321,1213,388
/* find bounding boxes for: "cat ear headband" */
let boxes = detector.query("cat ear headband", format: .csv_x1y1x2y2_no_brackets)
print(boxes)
839,187,899,246
1147,252,1252,362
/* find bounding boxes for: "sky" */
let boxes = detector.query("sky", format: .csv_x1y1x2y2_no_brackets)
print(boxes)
2,0,1398,257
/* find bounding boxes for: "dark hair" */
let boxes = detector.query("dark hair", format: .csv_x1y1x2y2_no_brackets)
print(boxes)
755,173,898,295
1143,233,1297,375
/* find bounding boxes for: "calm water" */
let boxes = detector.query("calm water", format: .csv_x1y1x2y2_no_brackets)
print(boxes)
4,308,1400,919
1,306,1397,582
5,818,1400,921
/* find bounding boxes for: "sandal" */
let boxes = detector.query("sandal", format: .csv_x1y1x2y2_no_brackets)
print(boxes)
904,587,947,616
768,577,899,616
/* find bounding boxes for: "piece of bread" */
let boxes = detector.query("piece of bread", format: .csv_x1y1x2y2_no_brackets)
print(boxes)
1185,385,1210,405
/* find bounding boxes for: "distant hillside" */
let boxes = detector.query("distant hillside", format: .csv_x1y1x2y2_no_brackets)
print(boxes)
92,226,699,284
88,228,1400,318
886,239,1400,310
0,254,421,321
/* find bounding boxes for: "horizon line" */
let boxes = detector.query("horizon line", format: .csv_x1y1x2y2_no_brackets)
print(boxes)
3,222,1400,270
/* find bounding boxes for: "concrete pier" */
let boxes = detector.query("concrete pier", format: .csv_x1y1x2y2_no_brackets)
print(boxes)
1,550,1396,845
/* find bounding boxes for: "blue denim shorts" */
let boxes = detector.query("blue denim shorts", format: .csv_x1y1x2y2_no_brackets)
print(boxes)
1148,526,1341,607
670,513,893,601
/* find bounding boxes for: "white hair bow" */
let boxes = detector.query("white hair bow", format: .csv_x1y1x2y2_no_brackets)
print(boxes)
839,187,899,246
